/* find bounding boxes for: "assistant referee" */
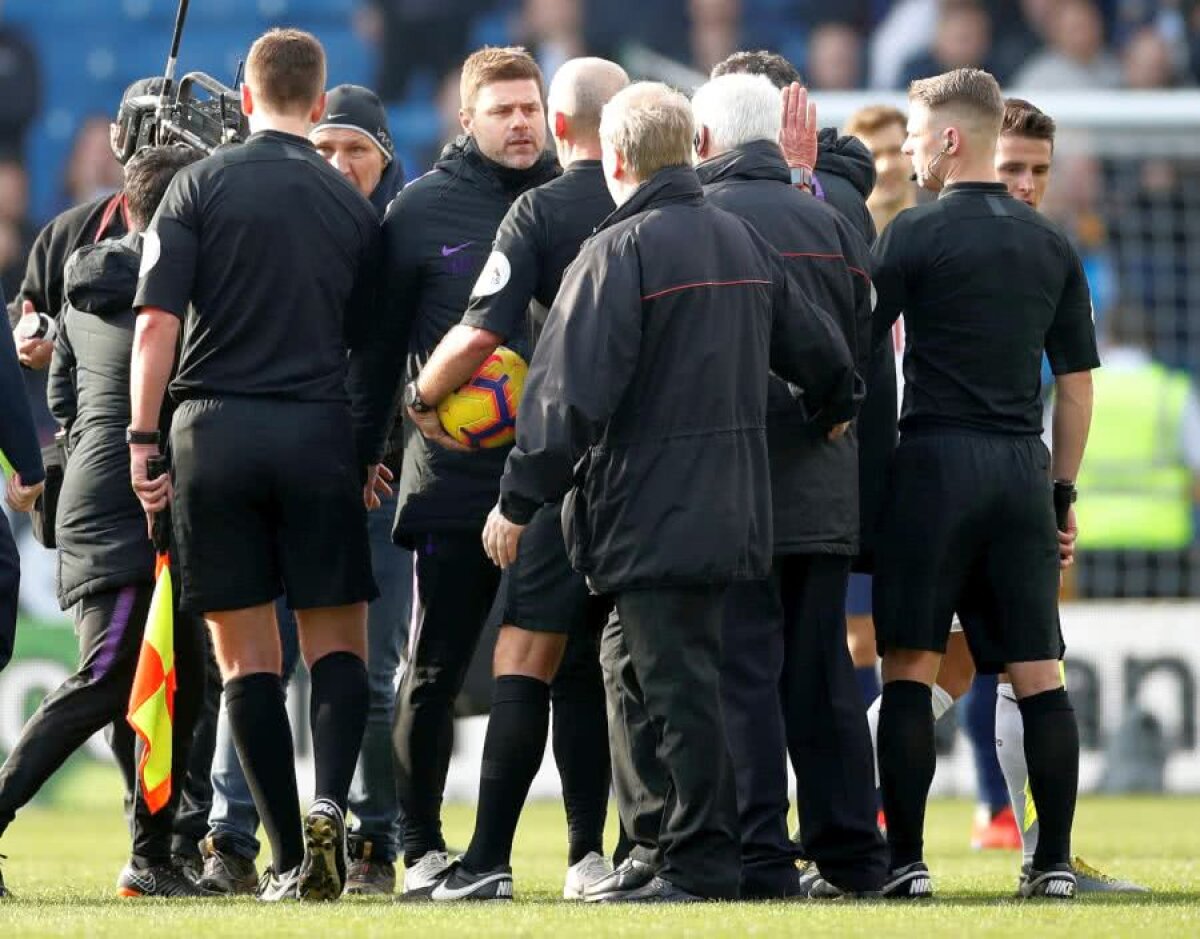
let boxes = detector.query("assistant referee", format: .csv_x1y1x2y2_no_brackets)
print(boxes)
870,68,1098,901
129,29,387,902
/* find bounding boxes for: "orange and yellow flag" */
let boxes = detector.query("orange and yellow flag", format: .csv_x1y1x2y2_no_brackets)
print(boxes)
126,552,176,814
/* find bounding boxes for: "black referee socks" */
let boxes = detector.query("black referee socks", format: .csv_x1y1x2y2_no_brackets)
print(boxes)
878,680,935,870
552,656,611,865
462,675,551,872
1018,686,1079,871
225,672,304,873
310,651,369,812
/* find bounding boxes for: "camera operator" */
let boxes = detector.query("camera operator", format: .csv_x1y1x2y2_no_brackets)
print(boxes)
7,78,166,369
0,146,207,900
130,29,386,902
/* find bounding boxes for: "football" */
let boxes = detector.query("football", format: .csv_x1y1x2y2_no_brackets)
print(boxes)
437,346,528,449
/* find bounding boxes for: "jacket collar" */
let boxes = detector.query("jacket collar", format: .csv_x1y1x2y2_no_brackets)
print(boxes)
436,135,560,197
695,140,790,187
939,181,1010,199
599,165,704,232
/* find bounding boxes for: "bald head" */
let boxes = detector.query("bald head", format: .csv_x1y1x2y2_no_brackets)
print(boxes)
548,57,630,140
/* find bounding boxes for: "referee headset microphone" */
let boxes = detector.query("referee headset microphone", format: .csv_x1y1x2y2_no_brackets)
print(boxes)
910,134,954,183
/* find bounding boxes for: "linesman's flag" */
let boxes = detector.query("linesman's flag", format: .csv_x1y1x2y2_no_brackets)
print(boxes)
126,458,175,814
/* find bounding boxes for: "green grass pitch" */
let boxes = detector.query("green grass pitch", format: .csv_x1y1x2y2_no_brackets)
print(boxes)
0,791,1197,937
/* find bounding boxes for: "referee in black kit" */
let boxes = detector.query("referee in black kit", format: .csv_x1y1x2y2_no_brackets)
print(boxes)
129,29,388,902
401,57,629,901
870,69,1097,901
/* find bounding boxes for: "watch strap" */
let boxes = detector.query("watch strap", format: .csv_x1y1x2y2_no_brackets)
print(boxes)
126,427,160,446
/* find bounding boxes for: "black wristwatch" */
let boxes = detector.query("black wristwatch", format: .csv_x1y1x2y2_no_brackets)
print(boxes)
126,427,161,446
1052,479,1077,532
404,381,432,414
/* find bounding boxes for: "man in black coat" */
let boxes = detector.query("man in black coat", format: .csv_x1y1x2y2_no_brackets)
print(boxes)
482,82,860,903
711,50,898,576
692,71,886,899
0,146,209,900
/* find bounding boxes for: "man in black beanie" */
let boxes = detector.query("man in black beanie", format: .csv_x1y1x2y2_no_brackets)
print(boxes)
312,82,411,896
312,84,405,216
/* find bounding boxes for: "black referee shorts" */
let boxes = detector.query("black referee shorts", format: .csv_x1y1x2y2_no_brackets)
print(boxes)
873,431,1064,674
503,501,600,634
170,396,377,614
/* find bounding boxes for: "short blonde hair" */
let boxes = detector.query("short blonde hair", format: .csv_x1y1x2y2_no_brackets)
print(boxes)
600,82,694,182
460,46,544,111
908,67,1003,135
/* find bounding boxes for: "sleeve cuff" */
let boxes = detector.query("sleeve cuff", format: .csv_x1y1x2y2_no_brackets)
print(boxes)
500,490,540,525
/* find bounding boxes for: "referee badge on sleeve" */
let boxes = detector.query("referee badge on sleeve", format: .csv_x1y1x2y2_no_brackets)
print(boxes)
139,231,161,278
472,250,511,298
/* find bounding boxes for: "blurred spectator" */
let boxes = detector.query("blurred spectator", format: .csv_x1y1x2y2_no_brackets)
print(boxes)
517,0,586,79
689,0,743,75
807,20,865,89
0,158,29,224
1013,0,1123,89
421,66,466,169
0,14,39,158
1073,304,1200,597
870,0,938,88
58,116,122,213
584,0,689,65
0,218,24,298
1108,157,1200,375
358,0,474,103
0,159,33,298
1040,151,1117,320
1122,25,1185,87
899,0,997,87
844,105,916,234
1191,4,1200,82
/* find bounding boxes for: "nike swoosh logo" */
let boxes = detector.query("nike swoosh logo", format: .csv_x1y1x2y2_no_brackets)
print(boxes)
125,872,157,893
441,242,473,257
431,872,510,900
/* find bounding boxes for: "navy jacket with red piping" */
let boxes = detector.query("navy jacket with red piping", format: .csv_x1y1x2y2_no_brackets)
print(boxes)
499,165,858,593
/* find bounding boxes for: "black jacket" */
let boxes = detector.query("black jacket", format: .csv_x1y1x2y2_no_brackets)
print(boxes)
357,136,559,546
816,127,898,570
368,157,408,468
815,129,877,246
6,192,129,329
48,234,162,608
699,141,872,556
499,166,858,593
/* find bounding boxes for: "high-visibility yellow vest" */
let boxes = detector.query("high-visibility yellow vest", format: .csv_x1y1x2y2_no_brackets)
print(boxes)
1077,363,1193,550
